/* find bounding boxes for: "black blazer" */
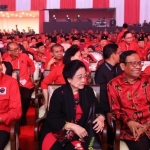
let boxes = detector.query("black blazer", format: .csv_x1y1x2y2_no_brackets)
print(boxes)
39,84,104,146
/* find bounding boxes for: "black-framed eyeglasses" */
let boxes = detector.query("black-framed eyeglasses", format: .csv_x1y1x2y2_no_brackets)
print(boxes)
125,61,144,67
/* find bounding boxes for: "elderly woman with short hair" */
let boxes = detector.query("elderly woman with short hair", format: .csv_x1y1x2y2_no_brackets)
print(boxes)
40,60,105,150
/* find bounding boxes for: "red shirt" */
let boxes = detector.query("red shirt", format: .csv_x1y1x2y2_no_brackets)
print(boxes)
4,53,35,89
41,65,65,89
34,51,52,71
107,73,150,140
116,29,127,43
0,73,22,132
2,52,9,60
27,47,36,54
74,93,83,121
48,60,63,71
136,46,148,61
119,41,138,52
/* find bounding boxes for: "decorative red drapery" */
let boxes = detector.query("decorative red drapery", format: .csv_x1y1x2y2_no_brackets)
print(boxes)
93,0,109,8
31,0,46,10
124,0,140,24
60,0,76,8
39,10,44,33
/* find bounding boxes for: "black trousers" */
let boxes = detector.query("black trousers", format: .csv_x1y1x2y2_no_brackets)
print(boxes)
0,130,10,150
20,86,34,122
124,134,150,150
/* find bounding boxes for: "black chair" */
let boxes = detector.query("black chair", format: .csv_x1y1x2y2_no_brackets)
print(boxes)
113,119,129,150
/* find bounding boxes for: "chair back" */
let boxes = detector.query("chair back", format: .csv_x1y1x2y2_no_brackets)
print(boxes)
47,84,100,104
89,51,103,61
89,62,98,71
33,61,42,81
12,69,20,83
89,71,96,84
141,61,150,71
43,70,50,77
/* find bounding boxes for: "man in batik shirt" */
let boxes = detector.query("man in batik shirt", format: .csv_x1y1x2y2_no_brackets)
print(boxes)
107,50,150,150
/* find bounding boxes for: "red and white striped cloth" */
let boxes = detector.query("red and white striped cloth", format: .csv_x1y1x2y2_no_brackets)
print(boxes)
0,0,149,30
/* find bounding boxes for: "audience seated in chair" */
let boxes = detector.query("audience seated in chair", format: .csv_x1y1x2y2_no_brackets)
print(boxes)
107,51,150,150
37,60,106,150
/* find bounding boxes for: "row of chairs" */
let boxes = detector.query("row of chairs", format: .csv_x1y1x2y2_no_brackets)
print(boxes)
8,58,150,150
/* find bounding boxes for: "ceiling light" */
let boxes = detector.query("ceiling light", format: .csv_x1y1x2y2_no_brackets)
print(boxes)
7,16,9,18
29,14,32,16
6,12,9,15
2,14,5,17
15,14,18,16
22,12,24,14
11,14,14,16
0,11,2,14
26,14,28,16
19,16,22,18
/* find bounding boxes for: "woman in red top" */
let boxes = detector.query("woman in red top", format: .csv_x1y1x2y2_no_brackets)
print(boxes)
40,60,105,150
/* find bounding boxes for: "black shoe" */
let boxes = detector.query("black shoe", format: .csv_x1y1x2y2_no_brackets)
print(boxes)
20,118,27,126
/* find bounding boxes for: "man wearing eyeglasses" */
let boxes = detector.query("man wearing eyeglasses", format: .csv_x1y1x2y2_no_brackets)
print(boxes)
107,50,150,150
4,42,35,126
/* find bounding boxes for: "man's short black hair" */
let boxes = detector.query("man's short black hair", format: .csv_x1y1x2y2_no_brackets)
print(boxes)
31,37,37,41
123,31,131,38
50,43,63,52
7,42,18,51
63,60,86,84
120,50,137,64
123,23,128,29
103,43,118,59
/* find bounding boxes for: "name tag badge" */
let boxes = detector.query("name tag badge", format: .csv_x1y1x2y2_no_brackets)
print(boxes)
0,87,6,95
20,79,27,86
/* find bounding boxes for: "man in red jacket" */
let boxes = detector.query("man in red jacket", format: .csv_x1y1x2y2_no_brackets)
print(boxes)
116,23,128,43
0,56,22,149
4,42,35,125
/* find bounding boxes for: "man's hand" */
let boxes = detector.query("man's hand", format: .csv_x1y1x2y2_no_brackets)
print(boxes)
135,124,148,141
93,115,105,133
48,57,57,66
46,57,58,70
127,121,144,140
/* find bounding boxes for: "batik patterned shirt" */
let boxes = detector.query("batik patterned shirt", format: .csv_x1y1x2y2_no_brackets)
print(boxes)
107,73,150,140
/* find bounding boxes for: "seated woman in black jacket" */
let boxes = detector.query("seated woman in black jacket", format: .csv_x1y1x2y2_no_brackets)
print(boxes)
40,60,105,150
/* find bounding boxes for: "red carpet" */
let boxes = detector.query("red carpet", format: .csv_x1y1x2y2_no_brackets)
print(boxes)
19,107,35,150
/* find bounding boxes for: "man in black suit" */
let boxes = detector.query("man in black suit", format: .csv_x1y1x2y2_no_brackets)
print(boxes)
95,43,122,115
95,44,123,149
